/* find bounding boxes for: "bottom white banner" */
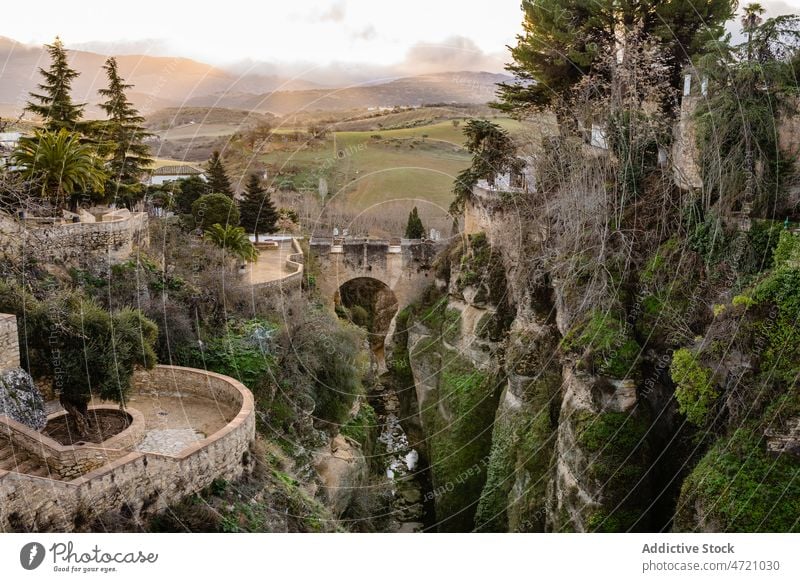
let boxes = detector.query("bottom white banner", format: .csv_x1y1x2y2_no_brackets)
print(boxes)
0,533,797,581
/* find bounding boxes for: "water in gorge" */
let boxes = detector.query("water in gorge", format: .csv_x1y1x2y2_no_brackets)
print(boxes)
369,373,435,532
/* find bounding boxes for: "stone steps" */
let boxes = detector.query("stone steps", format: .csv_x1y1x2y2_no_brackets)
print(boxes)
0,439,62,480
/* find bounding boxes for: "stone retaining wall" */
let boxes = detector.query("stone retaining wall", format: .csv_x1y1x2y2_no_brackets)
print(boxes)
0,406,144,480
0,314,20,372
0,212,149,267
0,365,255,532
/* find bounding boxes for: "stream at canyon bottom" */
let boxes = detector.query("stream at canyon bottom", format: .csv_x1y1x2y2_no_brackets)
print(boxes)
369,373,435,532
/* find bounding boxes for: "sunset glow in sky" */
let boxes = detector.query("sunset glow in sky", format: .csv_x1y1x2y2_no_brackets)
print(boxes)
1,0,522,69
2,0,800,73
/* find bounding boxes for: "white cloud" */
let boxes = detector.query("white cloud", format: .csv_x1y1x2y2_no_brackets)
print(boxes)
316,0,347,22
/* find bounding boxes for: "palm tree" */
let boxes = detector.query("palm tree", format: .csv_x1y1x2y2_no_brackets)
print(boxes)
12,128,106,211
742,3,766,61
204,223,259,263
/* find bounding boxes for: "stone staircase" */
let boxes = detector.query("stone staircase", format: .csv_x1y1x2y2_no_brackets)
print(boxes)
0,437,62,480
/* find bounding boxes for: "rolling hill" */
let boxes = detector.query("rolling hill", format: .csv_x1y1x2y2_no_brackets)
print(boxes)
0,35,510,119
0,36,320,117
185,72,511,114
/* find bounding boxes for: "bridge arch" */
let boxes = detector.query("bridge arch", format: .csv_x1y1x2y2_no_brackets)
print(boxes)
336,276,399,366
310,238,443,367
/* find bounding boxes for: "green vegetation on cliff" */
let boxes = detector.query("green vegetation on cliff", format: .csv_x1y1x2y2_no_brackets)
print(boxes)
670,348,717,427
675,429,800,532
572,409,652,532
561,310,641,379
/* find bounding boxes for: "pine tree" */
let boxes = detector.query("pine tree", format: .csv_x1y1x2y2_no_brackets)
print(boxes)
239,173,279,241
26,37,85,132
405,206,426,239
495,0,735,117
97,57,153,207
206,151,233,197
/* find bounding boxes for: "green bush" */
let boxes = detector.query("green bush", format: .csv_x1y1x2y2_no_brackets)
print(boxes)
676,429,800,532
670,348,717,426
192,193,240,230
0,282,158,413
190,319,275,388
348,305,370,328
572,409,651,532
341,401,377,450
772,230,800,268
561,310,640,379
688,214,728,263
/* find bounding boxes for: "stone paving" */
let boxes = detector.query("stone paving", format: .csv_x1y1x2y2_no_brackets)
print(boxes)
246,240,295,285
136,428,206,455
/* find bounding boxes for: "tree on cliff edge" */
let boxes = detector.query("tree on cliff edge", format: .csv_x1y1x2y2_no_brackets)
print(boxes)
239,173,278,242
97,57,153,208
0,283,157,437
494,0,735,120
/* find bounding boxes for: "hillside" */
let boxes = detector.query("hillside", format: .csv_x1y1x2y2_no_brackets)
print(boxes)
0,36,320,116
186,72,512,114
0,36,509,119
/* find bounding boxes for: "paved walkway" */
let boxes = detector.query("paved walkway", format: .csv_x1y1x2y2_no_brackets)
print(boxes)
247,240,295,285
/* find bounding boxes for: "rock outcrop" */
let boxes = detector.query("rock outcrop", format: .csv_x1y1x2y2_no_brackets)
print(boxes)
0,368,46,431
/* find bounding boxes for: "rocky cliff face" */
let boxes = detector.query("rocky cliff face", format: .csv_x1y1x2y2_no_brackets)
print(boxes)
393,226,655,532
391,172,800,532
0,368,46,430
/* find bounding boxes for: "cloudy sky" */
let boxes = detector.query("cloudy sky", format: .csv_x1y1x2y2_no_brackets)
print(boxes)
0,0,522,75
2,0,800,76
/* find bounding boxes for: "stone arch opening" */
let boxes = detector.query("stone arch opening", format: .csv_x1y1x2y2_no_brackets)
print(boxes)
335,277,398,367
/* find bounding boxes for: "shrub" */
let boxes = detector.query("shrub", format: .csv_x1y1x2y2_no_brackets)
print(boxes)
348,305,370,328
561,310,641,379
670,348,717,426
771,230,800,268
0,282,158,427
676,429,800,532
190,319,275,389
192,193,240,230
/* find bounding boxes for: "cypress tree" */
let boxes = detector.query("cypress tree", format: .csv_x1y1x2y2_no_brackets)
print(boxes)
97,57,153,208
239,173,279,241
206,150,233,197
405,206,426,239
26,37,85,132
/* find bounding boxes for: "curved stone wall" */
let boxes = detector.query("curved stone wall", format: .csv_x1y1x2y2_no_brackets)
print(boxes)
250,236,305,293
1,405,145,480
0,365,255,532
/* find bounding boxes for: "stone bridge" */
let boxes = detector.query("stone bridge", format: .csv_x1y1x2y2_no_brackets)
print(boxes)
309,237,443,311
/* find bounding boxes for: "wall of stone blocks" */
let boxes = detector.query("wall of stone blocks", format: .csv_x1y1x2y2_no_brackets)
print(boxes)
0,365,255,532
0,314,20,372
0,212,149,268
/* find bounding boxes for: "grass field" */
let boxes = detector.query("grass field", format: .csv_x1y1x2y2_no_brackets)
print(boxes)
149,112,543,236
258,118,530,212
155,123,248,140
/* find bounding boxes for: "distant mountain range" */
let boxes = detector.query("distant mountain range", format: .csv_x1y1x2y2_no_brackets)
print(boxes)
185,72,510,115
0,36,510,118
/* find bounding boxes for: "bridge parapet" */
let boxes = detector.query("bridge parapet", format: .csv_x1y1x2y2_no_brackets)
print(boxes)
309,237,445,310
